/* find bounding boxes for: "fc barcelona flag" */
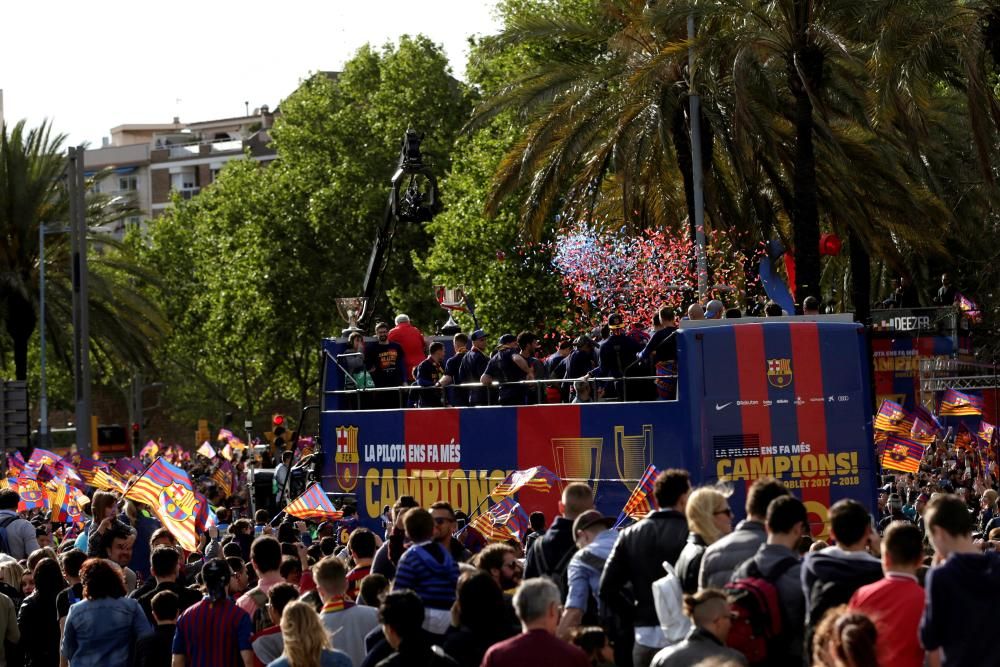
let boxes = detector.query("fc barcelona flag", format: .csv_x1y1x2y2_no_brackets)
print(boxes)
615,464,660,527
212,460,234,497
285,483,343,521
17,480,49,512
491,466,560,497
874,399,913,435
124,457,200,551
939,388,983,416
880,435,925,473
469,497,528,543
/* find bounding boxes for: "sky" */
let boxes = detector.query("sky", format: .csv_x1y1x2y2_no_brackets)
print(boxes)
0,1,502,147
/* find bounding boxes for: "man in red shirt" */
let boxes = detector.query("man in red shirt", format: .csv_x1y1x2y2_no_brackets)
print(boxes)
481,578,590,667
848,521,925,667
388,314,427,382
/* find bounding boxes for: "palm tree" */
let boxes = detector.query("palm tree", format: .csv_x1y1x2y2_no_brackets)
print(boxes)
0,120,166,381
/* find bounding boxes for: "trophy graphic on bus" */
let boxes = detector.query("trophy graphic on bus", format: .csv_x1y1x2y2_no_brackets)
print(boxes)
615,425,654,491
335,297,368,336
434,285,467,336
551,436,604,496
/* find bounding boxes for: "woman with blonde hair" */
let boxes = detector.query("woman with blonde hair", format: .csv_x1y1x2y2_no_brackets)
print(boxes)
267,600,351,667
675,487,734,593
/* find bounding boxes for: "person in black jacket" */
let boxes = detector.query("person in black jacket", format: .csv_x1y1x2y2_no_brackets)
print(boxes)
131,546,202,625
675,487,733,594
133,590,178,667
443,571,516,666
599,469,690,667
17,557,65,667
523,483,594,586
376,590,457,667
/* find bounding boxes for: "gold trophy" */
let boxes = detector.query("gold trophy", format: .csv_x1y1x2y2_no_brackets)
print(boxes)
335,297,368,336
615,425,654,490
551,437,604,496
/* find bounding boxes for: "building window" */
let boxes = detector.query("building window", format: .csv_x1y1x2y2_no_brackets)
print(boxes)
118,175,137,191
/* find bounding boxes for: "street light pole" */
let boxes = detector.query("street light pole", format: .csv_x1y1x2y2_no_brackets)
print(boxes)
67,147,92,458
38,223,48,447
688,14,709,301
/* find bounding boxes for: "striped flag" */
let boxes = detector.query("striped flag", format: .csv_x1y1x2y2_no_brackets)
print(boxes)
124,457,200,551
469,498,527,543
874,399,913,435
880,435,925,473
284,483,343,521
140,440,159,459
217,428,235,442
491,466,560,497
17,479,49,512
615,464,660,526
212,460,234,497
48,484,86,524
939,388,984,416
196,441,216,459
6,452,24,478
979,421,996,445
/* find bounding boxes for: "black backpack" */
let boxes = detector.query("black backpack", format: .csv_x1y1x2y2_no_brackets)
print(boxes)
0,515,18,555
532,538,575,600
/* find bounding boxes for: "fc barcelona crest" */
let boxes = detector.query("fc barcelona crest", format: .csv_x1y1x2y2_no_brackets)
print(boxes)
767,358,793,388
335,426,360,492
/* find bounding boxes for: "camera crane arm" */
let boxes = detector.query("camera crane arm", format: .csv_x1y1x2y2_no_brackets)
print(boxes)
360,129,440,329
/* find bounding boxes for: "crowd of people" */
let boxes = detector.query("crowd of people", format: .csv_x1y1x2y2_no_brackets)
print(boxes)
343,299,828,409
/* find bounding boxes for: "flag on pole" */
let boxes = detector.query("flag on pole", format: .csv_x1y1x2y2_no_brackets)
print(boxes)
939,388,984,416
48,484,85,524
491,466,560,497
880,435,925,473
469,498,528,543
284,483,343,521
140,440,159,459
17,480,49,512
196,441,216,459
979,421,996,445
228,438,247,451
6,452,24,478
217,429,234,442
874,400,913,435
124,457,200,551
220,443,233,461
615,464,660,527
212,460,234,497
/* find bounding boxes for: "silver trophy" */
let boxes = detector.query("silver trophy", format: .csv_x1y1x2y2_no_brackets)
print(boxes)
435,286,466,335
335,297,368,336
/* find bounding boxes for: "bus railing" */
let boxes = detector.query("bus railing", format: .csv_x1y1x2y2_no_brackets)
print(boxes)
324,374,678,410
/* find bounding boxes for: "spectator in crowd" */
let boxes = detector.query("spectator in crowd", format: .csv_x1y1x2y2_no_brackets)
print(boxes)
279,557,302,587
372,497,419,581
250,582,299,667
238,536,284,630
600,469,691,667
0,560,25,609
93,521,138,592
134,546,202,624
524,512,546,552
481,579,590,667
524,482,594,582
387,314,426,383
268,600,352,667
0,588,17,667
442,571,514,666
0,490,40,560
476,544,521,593
314,556,379,666
133,590,179,667
56,548,86,633
366,591,451,667
228,556,251,598
357,574,389,609
699,478,788,589
274,452,294,508
650,589,747,667
730,495,809,667
559,510,616,638
801,499,883,651
811,606,878,667
676,487,733,594
61,558,152,667
17,557,63,667
345,529,376,601
391,508,459,624
429,502,469,564
849,521,925,667
877,493,911,533
920,493,1000,667
172,559,253,667
569,626,616,667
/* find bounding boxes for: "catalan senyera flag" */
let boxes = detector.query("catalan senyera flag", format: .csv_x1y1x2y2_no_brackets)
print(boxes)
196,441,216,459
212,460,234,497
874,399,913,435
140,440,159,459
615,464,660,527
491,466,560,497
469,497,527,543
880,435,925,473
17,479,49,512
124,457,200,551
284,483,343,521
939,388,984,416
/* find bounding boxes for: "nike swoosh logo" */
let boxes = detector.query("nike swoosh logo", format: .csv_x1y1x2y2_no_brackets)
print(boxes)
715,402,732,411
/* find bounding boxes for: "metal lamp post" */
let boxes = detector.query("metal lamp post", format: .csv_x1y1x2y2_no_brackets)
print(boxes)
38,223,70,448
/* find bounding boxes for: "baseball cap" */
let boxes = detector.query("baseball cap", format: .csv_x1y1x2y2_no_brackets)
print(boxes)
202,558,232,602
705,300,725,319
573,509,615,536
608,313,624,329
470,329,487,341
498,333,517,346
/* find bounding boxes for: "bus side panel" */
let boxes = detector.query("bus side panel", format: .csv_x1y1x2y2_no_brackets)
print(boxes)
321,398,690,529
687,322,877,539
